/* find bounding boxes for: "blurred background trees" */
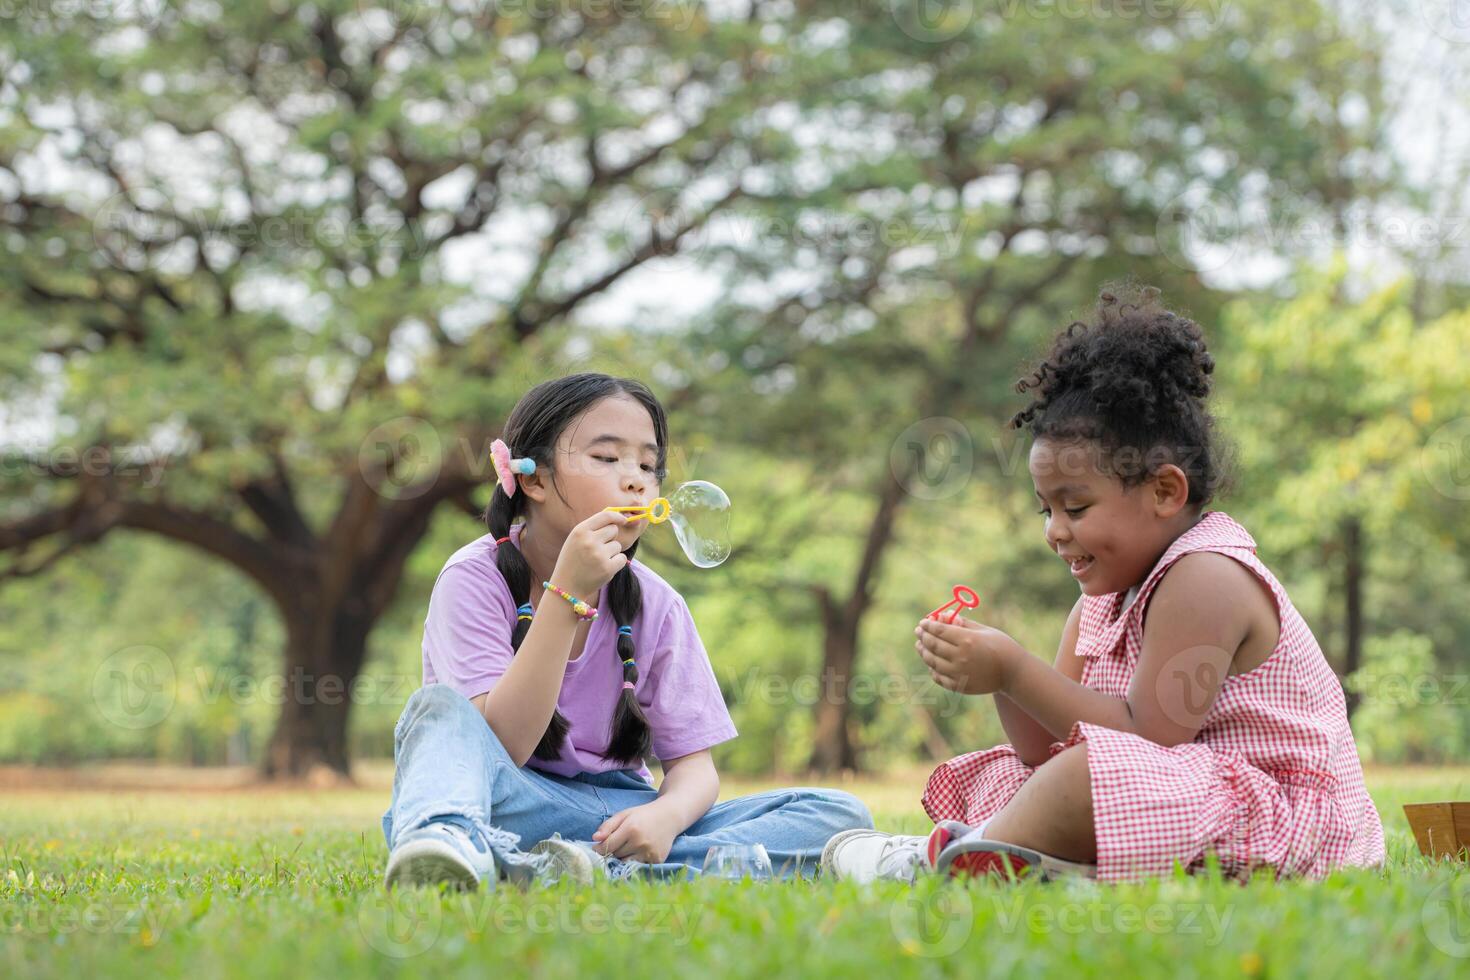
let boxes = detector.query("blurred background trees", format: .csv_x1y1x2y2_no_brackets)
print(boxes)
2,1,1467,779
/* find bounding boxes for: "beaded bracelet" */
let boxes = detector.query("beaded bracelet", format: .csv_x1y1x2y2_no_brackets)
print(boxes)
541,581,598,621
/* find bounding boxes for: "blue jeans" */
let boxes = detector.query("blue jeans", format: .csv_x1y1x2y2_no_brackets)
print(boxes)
381,684,874,880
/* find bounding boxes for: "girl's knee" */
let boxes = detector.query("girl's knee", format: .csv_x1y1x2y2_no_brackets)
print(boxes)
1032,741,1092,801
1048,741,1089,773
845,791,876,830
816,789,874,831
407,682,467,708
397,684,507,752
401,683,479,725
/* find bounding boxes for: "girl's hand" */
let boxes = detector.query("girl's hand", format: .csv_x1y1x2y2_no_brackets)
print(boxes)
915,614,1025,696
549,510,631,599
591,801,682,864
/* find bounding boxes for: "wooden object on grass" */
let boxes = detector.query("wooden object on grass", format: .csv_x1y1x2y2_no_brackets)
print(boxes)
1404,802,1470,861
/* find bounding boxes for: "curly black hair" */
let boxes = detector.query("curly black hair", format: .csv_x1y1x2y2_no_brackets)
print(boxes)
1009,284,1228,506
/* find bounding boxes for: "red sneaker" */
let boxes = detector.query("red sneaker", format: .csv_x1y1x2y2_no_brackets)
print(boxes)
931,829,1097,882
924,821,974,867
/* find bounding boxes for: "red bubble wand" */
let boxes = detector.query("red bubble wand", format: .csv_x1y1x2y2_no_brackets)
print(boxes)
927,585,981,624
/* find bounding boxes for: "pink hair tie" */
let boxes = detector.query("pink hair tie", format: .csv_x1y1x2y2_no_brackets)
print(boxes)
621,681,635,690
490,438,537,497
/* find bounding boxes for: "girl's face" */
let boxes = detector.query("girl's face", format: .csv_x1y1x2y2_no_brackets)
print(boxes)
1028,437,1193,597
520,394,662,551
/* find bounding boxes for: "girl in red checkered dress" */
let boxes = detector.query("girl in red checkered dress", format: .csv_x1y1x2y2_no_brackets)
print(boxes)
822,286,1385,884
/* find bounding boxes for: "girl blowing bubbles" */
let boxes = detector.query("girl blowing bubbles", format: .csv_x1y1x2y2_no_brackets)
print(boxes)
383,373,871,889
823,286,1385,884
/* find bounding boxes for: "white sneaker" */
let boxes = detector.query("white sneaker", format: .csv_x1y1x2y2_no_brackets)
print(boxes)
383,821,497,891
821,829,933,884
528,836,605,887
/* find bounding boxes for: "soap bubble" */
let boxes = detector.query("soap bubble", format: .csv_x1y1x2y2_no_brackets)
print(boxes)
666,480,732,568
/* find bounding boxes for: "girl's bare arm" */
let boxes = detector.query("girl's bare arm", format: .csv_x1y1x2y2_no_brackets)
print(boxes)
1002,554,1258,747
994,596,1085,766
469,596,584,766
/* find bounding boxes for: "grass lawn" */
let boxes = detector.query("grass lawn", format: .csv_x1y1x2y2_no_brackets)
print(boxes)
2,763,1468,977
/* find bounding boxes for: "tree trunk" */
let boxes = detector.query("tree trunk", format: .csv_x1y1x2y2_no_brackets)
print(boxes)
260,606,372,784
800,277,1020,772
1342,515,1364,718
807,467,909,772
809,612,860,772
246,462,465,782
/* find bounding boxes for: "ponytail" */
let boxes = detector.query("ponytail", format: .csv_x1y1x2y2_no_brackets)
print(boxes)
485,488,570,761
604,550,652,764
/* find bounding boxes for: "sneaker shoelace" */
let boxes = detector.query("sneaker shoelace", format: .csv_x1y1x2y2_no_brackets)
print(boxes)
875,836,928,884
432,818,541,883
433,819,516,857
602,854,648,881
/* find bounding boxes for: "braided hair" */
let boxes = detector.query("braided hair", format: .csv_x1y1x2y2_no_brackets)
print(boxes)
1010,284,1229,506
483,373,667,764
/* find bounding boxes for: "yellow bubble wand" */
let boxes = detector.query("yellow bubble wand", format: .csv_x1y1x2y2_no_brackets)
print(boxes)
602,481,733,568
605,497,672,525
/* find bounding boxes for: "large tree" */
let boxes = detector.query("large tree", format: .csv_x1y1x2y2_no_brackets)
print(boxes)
1218,266,1470,717
687,2,1397,769
0,2,809,779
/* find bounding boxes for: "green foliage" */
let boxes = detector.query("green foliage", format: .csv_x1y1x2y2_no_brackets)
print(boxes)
1214,267,1470,763
6,269,1470,770
1348,630,1469,765
2,2,1462,775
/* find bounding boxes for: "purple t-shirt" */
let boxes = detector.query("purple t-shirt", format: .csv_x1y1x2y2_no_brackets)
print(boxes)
421,526,738,779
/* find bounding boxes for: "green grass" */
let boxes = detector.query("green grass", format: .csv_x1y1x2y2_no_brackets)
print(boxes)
3,765,1469,977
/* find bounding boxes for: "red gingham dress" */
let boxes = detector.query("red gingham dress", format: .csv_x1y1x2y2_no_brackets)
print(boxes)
922,511,1385,882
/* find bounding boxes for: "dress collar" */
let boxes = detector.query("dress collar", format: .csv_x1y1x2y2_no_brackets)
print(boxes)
1074,511,1254,659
